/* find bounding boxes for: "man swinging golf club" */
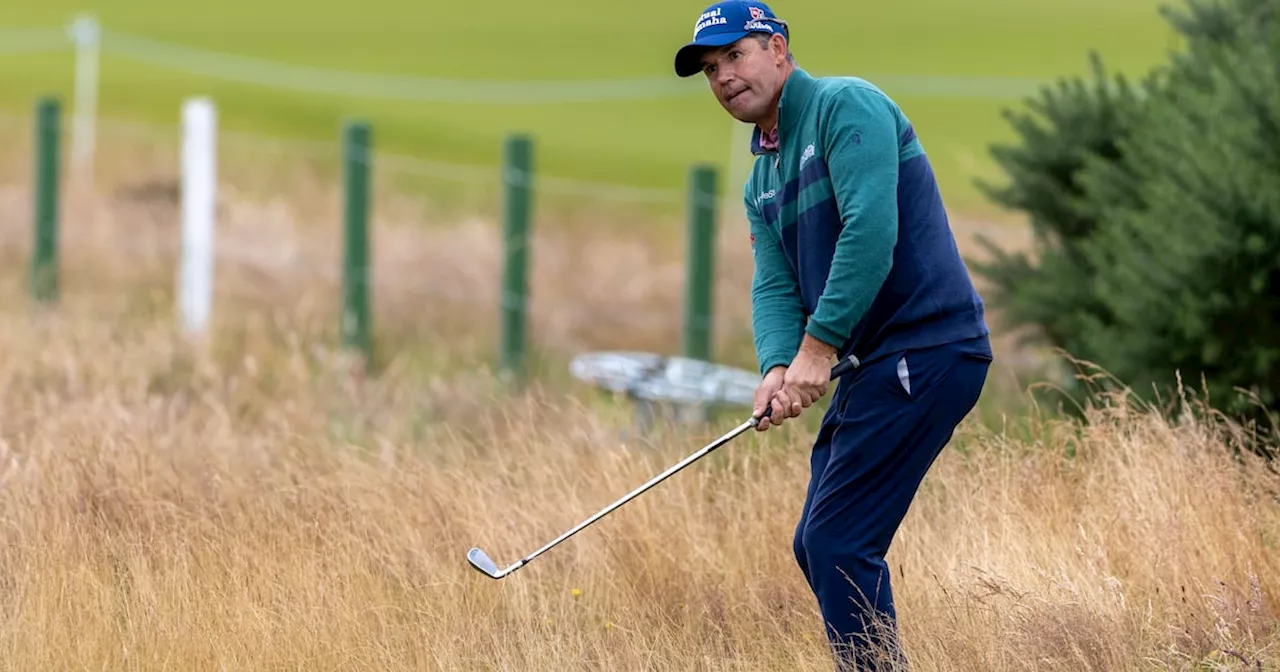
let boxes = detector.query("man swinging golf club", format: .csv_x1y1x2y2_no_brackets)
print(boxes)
674,1,993,668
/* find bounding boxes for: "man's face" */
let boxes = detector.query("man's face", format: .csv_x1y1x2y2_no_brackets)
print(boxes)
699,34,789,124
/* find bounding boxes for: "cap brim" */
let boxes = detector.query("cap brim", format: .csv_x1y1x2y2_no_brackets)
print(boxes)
673,31,751,77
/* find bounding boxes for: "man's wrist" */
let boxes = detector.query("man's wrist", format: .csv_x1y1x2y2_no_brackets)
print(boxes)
798,333,838,360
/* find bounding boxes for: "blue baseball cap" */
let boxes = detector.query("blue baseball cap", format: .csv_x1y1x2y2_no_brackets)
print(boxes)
674,0,789,78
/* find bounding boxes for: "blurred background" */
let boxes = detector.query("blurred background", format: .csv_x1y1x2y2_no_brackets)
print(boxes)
4,4,1280,669
0,0,1177,210
1,0,1272,431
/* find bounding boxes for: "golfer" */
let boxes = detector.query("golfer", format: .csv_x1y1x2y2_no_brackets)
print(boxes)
674,1,993,667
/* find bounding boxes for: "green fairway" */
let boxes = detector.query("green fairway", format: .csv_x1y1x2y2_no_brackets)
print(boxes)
1,0,1177,215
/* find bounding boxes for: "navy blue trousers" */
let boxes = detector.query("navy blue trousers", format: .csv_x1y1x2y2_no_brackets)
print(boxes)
793,337,991,670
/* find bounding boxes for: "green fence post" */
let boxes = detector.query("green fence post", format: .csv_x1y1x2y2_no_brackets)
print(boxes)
684,164,718,362
342,120,372,361
500,134,533,384
32,96,61,304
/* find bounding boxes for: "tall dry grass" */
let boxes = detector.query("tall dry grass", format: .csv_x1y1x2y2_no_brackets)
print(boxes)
0,113,1274,670
0,273,1277,671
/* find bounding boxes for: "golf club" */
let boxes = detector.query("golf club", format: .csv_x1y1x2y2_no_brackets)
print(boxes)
467,353,862,580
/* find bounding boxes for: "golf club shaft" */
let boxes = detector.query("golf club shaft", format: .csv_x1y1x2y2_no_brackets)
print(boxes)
516,417,757,568
514,353,860,569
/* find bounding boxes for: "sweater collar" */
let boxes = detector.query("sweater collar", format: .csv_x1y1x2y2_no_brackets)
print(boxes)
749,67,817,156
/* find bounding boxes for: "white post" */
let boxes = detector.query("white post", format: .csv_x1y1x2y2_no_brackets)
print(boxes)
68,14,100,181
180,97,217,338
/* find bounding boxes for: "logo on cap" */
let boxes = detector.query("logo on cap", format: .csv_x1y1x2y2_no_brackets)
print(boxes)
744,7,776,32
693,8,727,37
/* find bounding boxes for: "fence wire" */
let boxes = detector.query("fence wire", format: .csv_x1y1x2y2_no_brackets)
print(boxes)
0,111,760,361
0,19,1046,103
0,17,1053,369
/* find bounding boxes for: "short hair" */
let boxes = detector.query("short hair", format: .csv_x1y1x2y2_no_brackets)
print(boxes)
753,32,795,63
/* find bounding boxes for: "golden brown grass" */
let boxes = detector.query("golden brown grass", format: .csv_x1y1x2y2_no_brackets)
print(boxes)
0,113,1275,670
0,271,1278,671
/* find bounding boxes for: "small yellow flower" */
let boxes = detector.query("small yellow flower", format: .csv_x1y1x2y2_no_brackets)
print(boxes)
604,621,614,630
570,588,582,599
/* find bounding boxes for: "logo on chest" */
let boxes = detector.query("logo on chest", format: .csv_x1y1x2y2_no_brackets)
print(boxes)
799,143,816,171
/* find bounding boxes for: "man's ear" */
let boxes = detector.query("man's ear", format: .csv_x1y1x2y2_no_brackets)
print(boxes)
770,33,788,61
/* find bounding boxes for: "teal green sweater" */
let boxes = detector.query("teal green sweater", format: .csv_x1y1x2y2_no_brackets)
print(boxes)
744,69,989,374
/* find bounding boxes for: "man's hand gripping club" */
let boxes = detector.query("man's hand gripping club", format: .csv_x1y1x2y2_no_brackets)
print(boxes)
752,336,853,431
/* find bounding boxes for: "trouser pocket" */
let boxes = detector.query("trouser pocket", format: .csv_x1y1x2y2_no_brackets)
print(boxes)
839,342,985,416
872,351,920,404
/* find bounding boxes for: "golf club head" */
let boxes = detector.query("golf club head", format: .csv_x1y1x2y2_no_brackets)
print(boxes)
468,547,527,580
467,547,503,578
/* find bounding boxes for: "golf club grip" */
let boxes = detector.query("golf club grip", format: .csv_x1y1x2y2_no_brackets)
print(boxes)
757,354,860,420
